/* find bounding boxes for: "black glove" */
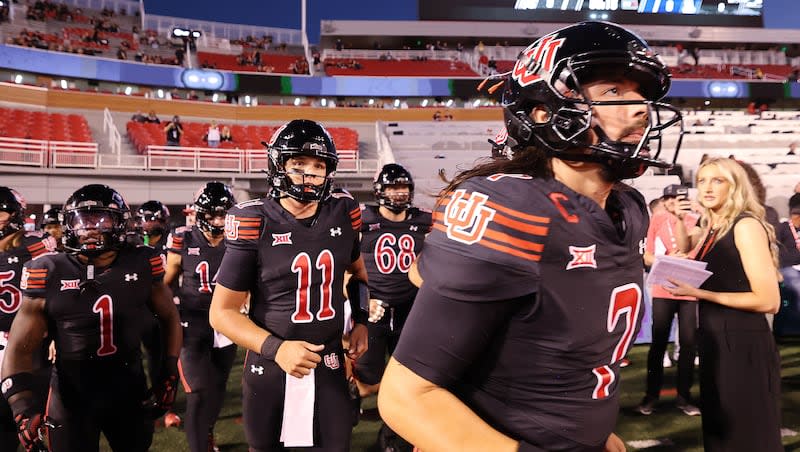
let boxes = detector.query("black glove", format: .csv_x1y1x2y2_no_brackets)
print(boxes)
14,411,46,452
143,356,179,419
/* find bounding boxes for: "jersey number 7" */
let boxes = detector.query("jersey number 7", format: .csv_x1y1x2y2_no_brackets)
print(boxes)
591,283,641,399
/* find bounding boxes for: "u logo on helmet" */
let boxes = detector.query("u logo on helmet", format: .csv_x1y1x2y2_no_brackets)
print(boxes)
443,190,496,245
512,35,566,88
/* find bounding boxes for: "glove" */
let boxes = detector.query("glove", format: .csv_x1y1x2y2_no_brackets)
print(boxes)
143,356,179,419
14,411,46,452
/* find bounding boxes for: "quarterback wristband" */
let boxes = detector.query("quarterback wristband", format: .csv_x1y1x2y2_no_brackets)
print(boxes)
0,372,36,401
260,335,284,360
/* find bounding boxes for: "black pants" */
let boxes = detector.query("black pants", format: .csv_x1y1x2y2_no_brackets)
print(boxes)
645,298,697,399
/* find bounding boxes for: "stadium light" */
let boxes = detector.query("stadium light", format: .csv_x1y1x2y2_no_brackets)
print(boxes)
157,89,164,98
321,98,327,107
124,86,132,95
60,80,68,89
244,95,252,105
446,99,454,107
421,99,429,107
212,93,219,102
393,99,400,108
294,97,301,106
368,98,375,105
14,74,22,84
171,28,201,40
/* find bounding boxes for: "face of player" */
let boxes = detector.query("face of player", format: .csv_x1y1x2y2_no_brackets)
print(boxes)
285,155,327,191
44,224,63,241
583,78,649,146
69,210,118,245
0,211,10,231
203,212,226,230
696,165,731,213
383,185,411,205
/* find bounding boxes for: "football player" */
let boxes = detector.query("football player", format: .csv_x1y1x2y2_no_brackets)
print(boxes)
164,182,236,452
210,119,370,451
355,163,431,451
1,184,182,452
131,200,178,426
378,21,683,452
0,187,57,451
39,207,63,248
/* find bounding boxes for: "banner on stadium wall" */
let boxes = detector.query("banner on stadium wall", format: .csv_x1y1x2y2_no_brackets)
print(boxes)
1,45,799,99
0,45,237,91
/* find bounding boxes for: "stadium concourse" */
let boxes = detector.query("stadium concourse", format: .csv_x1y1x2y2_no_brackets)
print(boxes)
1,0,800,450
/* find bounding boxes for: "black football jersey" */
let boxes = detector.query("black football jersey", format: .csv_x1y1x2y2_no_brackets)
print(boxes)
0,232,58,331
21,245,165,361
410,174,648,445
167,226,226,312
360,205,432,305
217,194,361,346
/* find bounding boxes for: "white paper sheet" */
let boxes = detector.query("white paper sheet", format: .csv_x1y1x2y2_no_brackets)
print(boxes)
280,369,315,447
647,255,713,289
212,330,233,348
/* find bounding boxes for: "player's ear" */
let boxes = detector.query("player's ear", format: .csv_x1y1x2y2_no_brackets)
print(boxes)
531,106,551,124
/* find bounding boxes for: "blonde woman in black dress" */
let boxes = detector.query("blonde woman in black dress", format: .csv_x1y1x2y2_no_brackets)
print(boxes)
666,157,782,452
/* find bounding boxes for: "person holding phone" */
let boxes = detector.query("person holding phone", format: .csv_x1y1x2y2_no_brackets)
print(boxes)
637,184,701,416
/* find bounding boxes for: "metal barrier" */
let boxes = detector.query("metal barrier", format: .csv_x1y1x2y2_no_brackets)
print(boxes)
0,138,376,174
0,137,47,167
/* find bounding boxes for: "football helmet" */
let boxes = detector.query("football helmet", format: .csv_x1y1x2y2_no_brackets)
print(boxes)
264,119,338,203
0,186,26,240
194,181,235,237
62,184,129,255
135,200,170,238
374,163,414,213
40,207,61,228
499,21,683,179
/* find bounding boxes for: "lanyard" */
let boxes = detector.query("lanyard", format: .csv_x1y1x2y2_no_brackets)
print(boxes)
697,228,719,261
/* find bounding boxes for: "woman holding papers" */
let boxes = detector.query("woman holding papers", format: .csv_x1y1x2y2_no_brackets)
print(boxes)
666,157,782,452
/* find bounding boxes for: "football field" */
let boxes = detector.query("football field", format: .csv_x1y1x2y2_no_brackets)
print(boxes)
133,339,800,451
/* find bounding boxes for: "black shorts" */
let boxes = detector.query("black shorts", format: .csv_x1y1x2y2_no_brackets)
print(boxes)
46,359,153,452
179,341,237,394
242,343,353,451
354,302,411,385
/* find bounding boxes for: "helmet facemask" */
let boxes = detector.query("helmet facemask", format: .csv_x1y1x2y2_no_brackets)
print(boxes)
376,182,413,213
196,209,227,237
501,22,683,180
268,148,337,203
63,207,128,256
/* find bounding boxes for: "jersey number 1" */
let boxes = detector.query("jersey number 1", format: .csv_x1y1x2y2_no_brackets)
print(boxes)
591,283,641,399
291,250,335,323
93,295,118,356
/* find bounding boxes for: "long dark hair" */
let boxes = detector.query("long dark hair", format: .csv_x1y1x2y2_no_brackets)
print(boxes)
437,146,552,207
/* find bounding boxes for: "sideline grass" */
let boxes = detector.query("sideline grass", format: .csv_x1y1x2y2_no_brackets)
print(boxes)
114,339,800,451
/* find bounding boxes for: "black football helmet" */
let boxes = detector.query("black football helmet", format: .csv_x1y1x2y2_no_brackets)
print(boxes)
264,119,338,203
374,163,414,213
499,21,683,180
135,200,170,238
40,207,62,228
0,186,26,240
194,181,235,237
62,184,130,255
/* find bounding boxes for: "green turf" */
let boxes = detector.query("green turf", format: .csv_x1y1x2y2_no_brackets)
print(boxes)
91,339,800,451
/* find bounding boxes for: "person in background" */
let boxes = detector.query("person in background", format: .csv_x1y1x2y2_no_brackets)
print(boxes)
165,116,183,147
667,157,782,452
637,184,700,416
206,121,221,148
220,126,233,143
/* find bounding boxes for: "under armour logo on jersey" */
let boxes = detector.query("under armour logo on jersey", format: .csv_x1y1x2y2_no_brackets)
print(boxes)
180,321,188,327
124,273,138,281
409,225,418,232
60,279,80,291
272,232,293,246
566,245,598,270
1,378,12,394
330,227,342,237
6,256,18,264
368,223,380,231
187,247,200,256
250,365,264,375
323,352,340,370
443,189,496,245
639,239,646,256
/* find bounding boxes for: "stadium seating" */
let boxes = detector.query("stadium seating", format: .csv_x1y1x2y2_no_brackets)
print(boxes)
126,121,359,156
0,108,93,142
324,58,479,77
196,52,305,74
